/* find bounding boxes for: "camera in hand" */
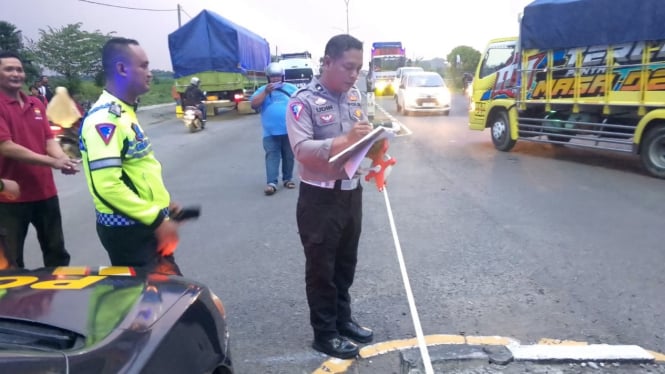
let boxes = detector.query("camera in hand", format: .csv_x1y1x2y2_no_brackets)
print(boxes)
171,206,201,222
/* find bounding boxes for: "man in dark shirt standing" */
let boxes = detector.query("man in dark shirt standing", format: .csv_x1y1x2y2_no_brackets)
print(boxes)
38,75,54,102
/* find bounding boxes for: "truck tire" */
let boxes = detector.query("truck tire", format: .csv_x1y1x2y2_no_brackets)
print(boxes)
490,110,516,151
640,124,665,179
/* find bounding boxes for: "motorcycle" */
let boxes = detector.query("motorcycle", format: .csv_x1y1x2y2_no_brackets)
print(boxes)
50,122,81,159
182,106,204,133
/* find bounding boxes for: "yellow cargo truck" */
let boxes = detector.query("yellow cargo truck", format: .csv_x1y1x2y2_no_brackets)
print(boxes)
469,0,665,178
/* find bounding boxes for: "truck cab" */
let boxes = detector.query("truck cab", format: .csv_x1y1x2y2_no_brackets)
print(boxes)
278,52,317,88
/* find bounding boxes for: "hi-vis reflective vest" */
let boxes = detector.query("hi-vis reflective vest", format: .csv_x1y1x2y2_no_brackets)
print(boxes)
80,91,169,228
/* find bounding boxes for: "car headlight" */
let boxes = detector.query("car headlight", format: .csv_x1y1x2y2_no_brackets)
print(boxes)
405,92,418,106
437,92,450,103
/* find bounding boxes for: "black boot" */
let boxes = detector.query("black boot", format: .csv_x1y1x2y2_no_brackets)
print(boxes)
338,320,373,343
312,336,359,359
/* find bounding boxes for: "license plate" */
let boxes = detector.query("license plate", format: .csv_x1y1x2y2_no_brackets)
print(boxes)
422,102,435,107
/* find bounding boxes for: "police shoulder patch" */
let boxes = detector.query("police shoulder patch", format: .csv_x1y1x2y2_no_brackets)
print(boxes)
95,123,116,145
290,101,304,120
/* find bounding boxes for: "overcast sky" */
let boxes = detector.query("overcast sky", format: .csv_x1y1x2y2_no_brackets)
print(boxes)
5,0,532,71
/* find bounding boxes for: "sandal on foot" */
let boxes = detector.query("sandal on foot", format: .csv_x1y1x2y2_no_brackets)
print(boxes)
264,183,277,196
284,181,296,189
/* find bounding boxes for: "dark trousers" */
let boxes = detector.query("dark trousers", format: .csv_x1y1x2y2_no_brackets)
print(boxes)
97,223,182,276
0,196,71,268
296,182,363,340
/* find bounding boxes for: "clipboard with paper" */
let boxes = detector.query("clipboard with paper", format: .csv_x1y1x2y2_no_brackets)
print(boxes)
329,126,395,179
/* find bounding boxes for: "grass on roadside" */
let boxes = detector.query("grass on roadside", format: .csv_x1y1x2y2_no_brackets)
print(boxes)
64,79,176,107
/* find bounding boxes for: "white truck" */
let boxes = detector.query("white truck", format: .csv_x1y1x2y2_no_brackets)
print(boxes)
277,52,318,88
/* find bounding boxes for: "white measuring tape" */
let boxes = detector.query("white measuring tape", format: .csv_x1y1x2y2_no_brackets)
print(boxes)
382,186,434,374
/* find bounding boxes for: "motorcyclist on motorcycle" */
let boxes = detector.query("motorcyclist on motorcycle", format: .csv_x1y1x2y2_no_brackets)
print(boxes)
182,77,207,127
46,86,84,158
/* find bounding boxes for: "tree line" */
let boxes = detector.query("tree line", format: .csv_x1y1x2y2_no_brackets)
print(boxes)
0,20,173,101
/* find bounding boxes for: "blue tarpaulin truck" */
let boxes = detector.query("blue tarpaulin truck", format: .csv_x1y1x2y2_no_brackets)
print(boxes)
168,10,270,113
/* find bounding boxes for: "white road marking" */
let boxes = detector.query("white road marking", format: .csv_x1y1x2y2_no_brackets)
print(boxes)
510,343,655,362
375,102,412,136
381,186,434,374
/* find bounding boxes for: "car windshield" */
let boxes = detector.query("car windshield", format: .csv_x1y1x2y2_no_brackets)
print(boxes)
407,74,444,88
402,68,423,75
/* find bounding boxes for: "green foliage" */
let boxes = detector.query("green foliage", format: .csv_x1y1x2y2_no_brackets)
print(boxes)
0,21,41,85
28,23,113,92
0,21,22,51
76,81,102,103
71,77,174,107
446,45,481,90
139,78,175,106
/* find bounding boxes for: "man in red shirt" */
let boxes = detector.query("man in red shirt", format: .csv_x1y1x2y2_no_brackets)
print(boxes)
0,51,80,268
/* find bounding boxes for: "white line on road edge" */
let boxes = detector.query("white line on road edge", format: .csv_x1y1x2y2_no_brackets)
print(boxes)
509,344,655,362
382,186,434,374
376,102,412,136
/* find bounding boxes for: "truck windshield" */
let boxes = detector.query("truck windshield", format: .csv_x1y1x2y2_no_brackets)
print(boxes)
372,56,406,71
479,45,515,78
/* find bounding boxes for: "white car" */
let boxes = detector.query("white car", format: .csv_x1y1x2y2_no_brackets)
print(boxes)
392,66,424,92
395,72,451,115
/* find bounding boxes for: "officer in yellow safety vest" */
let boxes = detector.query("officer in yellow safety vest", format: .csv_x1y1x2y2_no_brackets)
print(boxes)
80,37,183,275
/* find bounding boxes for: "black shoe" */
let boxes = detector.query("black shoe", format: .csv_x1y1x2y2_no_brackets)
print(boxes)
338,321,374,343
312,336,359,359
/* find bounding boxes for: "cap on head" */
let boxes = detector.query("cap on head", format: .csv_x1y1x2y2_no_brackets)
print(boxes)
190,77,200,86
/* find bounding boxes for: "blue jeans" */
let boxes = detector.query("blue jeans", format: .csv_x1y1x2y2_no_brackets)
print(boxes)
263,134,294,185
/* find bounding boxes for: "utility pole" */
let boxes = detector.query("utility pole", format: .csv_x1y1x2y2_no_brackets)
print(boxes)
344,0,350,34
177,4,182,27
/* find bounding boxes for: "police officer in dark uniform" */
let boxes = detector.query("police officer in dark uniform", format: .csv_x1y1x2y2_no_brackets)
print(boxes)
286,34,374,359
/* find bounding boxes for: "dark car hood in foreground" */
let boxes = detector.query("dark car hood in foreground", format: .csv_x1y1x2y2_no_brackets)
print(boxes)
0,267,232,373
0,267,193,345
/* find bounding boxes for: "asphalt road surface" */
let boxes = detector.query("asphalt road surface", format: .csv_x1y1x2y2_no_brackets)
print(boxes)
22,92,665,373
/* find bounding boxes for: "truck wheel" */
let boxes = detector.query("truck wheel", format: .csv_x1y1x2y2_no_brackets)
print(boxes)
490,110,516,151
640,125,665,178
